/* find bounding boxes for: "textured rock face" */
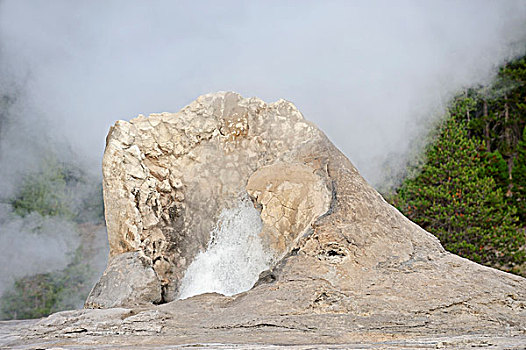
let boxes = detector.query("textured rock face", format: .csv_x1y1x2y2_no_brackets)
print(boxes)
6,92,524,349
89,92,334,305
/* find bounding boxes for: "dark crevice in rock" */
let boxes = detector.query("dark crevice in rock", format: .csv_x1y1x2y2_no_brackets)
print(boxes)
254,245,302,288
212,322,315,332
254,270,277,287
326,249,346,258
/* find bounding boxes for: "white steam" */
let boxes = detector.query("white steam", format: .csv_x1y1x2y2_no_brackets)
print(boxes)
0,71,108,309
0,207,78,296
1,1,525,187
178,198,271,300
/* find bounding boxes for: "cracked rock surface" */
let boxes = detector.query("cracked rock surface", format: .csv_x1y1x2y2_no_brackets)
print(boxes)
2,92,525,349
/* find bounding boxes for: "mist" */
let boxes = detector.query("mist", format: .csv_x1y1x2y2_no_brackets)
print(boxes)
1,1,526,184
0,0,525,314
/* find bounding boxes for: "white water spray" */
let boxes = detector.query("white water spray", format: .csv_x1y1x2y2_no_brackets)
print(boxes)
177,197,272,300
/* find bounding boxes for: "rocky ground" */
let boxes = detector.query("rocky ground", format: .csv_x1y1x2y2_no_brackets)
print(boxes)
1,92,525,349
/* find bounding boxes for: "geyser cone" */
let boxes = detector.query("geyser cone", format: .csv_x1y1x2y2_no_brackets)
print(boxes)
87,91,341,306
77,92,525,344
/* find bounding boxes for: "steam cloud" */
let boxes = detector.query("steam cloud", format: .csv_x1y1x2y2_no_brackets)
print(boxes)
0,0,525,307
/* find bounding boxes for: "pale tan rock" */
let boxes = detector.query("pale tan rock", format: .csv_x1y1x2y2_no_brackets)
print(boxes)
5,92,524,349
84,252,161,309
92,92,328,303
246,162,332,260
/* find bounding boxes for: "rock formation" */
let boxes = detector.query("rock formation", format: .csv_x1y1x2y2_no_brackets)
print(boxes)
3,92,526,349
86,92,336,306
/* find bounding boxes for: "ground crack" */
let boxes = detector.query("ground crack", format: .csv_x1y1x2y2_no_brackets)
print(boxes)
212,322,315,332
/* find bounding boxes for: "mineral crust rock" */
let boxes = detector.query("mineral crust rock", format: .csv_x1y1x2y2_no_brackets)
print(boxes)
88,91,335,305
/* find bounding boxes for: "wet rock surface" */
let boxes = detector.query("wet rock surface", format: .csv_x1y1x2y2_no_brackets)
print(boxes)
2,92,525,349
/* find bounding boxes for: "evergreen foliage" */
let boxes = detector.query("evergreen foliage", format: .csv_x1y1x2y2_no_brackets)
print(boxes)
513,126,526,223
0,248,92,320
388,55,526,275
390,115,523,269
8,156,104,222
0,273,60,320
10,156,74,218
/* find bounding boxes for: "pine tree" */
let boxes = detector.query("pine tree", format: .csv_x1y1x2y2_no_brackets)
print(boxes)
512,126,526,223
391,113,524,270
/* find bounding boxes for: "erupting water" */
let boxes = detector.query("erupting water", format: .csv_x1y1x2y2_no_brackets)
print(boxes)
177,197,272,300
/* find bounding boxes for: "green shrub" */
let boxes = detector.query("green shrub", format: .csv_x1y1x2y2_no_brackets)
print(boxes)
8,155,104,223
0,248,93,320
0,273,61,320
10,156,74,219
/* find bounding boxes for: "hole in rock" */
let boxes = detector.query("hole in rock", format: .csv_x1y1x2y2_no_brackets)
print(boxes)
177,196,272,300
327,249,345,257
